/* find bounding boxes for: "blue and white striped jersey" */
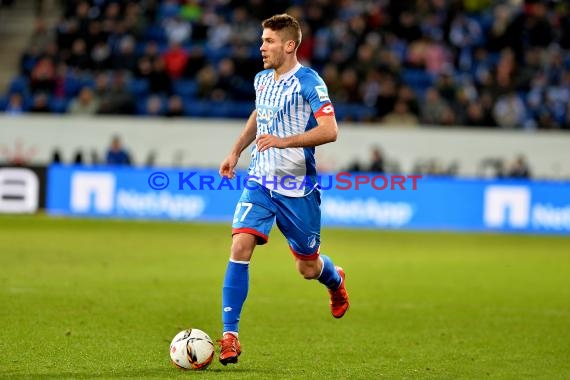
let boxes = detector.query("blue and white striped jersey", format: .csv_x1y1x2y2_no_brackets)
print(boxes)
249,63,335,197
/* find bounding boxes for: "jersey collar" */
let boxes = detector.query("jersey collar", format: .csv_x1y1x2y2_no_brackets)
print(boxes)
274,62,302,82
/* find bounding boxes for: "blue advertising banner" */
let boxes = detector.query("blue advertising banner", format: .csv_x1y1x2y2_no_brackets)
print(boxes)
46,166,570,234
47,166,241,222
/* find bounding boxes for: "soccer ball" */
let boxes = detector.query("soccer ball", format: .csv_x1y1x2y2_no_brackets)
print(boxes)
169,328,215,370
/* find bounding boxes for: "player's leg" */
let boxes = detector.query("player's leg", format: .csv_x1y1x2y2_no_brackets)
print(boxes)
219,233,255,365
295,256,338,288
274,189,349,318
220,182,276,365
299,256,349,318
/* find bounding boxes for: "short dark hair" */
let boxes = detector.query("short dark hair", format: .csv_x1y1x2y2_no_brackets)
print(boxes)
262,14,302,50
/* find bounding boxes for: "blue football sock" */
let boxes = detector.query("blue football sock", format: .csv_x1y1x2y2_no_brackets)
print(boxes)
222,260,249,334
317,254,341,290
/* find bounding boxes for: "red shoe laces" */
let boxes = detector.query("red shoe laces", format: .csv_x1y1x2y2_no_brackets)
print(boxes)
218,336,237,352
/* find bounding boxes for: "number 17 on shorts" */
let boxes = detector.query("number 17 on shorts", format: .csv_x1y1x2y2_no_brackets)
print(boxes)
233,202,253,224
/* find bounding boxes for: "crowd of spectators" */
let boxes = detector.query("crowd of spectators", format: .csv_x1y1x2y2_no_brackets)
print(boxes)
1,0,569,129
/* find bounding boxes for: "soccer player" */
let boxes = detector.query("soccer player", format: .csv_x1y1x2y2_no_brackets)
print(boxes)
217,14,349,365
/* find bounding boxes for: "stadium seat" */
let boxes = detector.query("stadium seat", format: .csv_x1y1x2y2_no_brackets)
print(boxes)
334,103,376,122
63,76,82,98
135,97,148,115
469,12,493,34
207,101,253,118
157,3,181,20
183,99,211,117
401,69,435,90
22,95,34,110
49,97,70,114
8,76,29,95
20,56,37,76
173,79,198,98
204,46,232,64
226,101,255,119
0,96,8,111
129,79,150,97
144,24,168,44
79,76,95,89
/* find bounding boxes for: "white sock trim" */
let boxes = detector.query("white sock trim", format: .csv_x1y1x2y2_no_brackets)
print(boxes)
327,276,343,291
229,259,250,265
224,331,238,338
316,256,325,279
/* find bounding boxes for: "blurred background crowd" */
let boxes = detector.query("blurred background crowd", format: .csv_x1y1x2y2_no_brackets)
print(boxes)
0,0,569,129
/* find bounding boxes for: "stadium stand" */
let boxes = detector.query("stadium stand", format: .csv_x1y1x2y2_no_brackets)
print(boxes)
0,0,569,129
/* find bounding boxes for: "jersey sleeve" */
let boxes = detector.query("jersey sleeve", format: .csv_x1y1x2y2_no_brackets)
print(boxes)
300,71,336,118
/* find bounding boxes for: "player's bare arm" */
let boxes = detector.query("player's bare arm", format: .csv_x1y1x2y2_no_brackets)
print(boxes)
219,110,258,178
256,115,338,152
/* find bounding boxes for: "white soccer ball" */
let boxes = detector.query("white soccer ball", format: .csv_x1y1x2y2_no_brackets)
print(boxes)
169,328,215,370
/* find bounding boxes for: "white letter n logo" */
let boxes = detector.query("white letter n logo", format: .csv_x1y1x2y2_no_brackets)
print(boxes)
484,186,530,228
71,172,116,213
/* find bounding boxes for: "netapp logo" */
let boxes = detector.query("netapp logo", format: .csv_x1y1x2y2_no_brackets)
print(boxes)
0,168,39,213
484,185,570,231
71,172,116,213
322,197,414,227
484,186,530,228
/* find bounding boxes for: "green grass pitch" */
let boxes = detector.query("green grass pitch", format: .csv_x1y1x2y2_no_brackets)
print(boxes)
1,215,569,379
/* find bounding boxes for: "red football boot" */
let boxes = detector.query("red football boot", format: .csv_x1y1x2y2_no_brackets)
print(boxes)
218,333,241,365
329,266,349,318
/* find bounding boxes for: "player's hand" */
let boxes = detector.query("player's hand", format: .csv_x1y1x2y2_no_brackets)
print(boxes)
256,134,287,152
219,153,239,179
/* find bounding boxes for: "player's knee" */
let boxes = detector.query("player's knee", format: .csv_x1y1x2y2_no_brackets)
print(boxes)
231,242,251,261
297,264,320,280
230,234,255,261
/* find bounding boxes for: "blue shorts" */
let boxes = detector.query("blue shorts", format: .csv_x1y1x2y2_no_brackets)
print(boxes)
232,181,321,261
